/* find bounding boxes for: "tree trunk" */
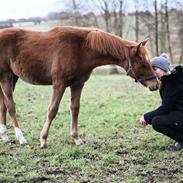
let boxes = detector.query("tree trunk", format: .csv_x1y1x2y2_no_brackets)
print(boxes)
134,0,139,42
165,0,173,62
154,0,159,55
113,11,119,35
135,10,139,42
119,0,123,37
179,47,183,64
72,0,81,26
160,0,166,53
104,1,111,32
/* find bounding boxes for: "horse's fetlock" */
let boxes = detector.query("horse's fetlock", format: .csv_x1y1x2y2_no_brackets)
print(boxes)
71,132,78,139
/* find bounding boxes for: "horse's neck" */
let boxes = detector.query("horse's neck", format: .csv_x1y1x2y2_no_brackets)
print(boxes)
92,53,127,69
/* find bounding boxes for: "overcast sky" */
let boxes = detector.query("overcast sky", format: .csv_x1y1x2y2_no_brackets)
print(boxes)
0,0,176,21
0,0,60,20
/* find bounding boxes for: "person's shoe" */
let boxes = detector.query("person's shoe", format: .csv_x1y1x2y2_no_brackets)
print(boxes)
168,142,183,151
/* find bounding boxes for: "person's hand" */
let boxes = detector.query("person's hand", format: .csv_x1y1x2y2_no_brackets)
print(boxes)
139,115,147,128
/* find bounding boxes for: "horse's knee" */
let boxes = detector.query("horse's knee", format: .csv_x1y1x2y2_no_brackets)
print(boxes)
0,108,7,115
4,99,15,116
0,103,6,112
70,105,79,116
48,106,58,120
7,107,16,117
0,104,7,121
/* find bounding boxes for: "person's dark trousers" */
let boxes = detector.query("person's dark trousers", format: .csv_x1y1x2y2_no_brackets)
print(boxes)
151,112,183,143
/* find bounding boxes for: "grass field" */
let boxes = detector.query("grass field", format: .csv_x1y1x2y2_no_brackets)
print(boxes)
0,75,183,183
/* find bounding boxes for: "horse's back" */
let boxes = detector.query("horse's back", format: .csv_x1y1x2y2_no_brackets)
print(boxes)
0,27,92,85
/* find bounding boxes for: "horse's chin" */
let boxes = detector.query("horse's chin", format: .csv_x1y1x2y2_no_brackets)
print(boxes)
149,87,158,91
145,79,160,91
148,83,160,91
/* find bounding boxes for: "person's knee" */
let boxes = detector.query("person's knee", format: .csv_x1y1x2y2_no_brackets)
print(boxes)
152,116,162,131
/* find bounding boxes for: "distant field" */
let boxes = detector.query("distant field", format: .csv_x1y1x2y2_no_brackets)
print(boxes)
12,13,181,63
1,75,183,183
13,20,59,31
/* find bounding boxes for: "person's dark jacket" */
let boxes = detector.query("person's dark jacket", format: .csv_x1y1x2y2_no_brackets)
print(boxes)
144,65,183,124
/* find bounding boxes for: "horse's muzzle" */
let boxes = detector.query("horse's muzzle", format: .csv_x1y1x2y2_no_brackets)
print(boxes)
148,80,160,91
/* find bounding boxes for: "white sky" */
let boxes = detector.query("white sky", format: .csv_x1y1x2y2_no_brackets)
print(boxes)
0,0,59,20
0,0,176,21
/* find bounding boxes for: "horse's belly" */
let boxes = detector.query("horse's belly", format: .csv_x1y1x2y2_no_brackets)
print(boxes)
19,75,52,85
10,61,52,85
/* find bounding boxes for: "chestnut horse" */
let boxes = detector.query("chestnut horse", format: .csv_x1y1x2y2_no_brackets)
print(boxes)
0,27,159,148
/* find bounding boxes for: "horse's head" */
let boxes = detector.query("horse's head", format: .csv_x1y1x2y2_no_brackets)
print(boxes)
126,38,159,91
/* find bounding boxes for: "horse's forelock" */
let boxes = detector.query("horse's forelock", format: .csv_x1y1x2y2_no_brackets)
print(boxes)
140,46,150,62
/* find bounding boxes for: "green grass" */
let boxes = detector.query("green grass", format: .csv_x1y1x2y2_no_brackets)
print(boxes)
0,75,183,183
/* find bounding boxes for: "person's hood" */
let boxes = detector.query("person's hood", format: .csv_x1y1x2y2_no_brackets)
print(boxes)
162,65,183,83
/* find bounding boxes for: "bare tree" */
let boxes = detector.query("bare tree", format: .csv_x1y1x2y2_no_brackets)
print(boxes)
92,0,112,32
154,0,159,55
160,0,167,53
109,1,119,73
111,1,119,35
119,0,124,37
165,0,173,62
72,0,80,25
139,9,155,56
176,1,183,64
134,0,139,42
111,0,125,37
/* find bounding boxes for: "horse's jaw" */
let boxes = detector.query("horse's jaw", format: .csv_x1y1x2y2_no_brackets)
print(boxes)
148,82,160,91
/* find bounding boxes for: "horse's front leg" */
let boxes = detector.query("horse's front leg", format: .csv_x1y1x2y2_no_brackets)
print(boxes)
40,84,66,148
70,84,84,145
0,80,27,145
0,88,9,143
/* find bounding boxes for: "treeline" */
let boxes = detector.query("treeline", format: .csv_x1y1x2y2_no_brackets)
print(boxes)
1,0,183,63
55,0,183,64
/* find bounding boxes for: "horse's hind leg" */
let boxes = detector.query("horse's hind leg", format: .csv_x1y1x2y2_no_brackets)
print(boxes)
70,84,84,145
40,84,66,148
0,88,9,143
0,77,27,144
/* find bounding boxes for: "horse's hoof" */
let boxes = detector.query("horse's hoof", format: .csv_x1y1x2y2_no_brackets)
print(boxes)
1,136,10,144
19,139,27,145
74,138,84,146
40,144,48,149
0,124,10,143
15,128,27,145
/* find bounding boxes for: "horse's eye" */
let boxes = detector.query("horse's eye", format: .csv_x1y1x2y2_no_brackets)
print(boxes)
141,63,147,69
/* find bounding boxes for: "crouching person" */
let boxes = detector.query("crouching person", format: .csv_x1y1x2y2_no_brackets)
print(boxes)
139,54,183,150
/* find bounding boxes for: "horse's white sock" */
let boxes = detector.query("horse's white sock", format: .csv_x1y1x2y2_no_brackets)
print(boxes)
0,123,9,143
15,128,27,144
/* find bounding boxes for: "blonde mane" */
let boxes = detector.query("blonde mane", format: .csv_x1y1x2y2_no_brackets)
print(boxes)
85,29,137,59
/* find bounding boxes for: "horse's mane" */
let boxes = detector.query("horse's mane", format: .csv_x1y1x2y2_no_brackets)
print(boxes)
85,29,138,59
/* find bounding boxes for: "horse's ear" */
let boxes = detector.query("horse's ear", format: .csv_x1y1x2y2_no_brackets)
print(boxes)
141,37,149,46
136,43,142,55
136,38,149,55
